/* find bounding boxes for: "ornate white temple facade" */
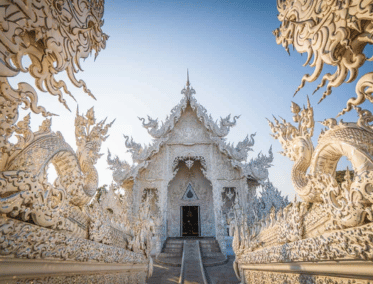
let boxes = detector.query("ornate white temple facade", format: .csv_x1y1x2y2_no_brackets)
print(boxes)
108,74,273,254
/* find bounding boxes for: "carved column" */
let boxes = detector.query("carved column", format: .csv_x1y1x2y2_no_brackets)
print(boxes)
211,179,227,255
240,177,249,214
154,225,163,256
132,182,141,215
157,180,168,253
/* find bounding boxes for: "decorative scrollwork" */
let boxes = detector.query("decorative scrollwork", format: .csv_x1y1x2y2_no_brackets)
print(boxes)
274,0,373,116
0,170,66,228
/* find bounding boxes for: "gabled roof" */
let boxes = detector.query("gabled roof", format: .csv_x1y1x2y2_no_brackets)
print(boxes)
124,79,255,164
138,87,240,140
107,74,273,187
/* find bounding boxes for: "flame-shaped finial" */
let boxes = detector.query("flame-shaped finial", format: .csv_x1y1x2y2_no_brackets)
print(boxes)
186,69,190,87
181,69,196,98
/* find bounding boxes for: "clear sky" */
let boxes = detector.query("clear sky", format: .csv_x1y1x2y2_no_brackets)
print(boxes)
13,0,373,199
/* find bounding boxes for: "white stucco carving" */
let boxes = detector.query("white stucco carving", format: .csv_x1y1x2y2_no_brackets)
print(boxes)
0,1,153,282
274,0,373,117
235,1,373,282
108,75,275,254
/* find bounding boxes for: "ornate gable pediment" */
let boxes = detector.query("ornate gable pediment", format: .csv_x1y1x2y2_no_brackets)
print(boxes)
167,105,212,144
182,183,199,201
137,73,240,142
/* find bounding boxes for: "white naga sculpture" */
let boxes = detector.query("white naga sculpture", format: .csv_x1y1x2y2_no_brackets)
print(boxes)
0,1,153,283
234,1,373,283
268,100,373,228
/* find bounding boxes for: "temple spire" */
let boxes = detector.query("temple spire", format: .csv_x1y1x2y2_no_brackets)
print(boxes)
181,69,196,98
186,69,190,87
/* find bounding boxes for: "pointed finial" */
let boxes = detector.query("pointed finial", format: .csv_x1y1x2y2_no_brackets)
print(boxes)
181,69,196,98
186,69,190,87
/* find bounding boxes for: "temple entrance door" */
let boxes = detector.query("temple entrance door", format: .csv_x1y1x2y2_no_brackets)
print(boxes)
181,206,199,237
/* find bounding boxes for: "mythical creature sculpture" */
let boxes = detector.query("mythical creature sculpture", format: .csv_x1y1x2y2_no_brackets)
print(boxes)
0,1,154,281
269,100,373,227
229,146,273,181
268,98,319,202
0,107,113,228
271,0,373,230
246,179,289,225
0,0,109,217
0,0,107,168
233,2,373,281
213,133,256,162
123,134,168,164
274,0,373,116
247,146,274,180
75,107,114,197
107,149,132,184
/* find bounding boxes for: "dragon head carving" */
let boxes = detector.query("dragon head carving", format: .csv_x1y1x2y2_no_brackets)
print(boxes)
237,134,255,151
268,98,321,202
139,116,159,130
75,107,114,170
107,149,132,184
123,135,144,160
247,146,274,181
268,98,314,163
274,0,373,115
220,114,240,128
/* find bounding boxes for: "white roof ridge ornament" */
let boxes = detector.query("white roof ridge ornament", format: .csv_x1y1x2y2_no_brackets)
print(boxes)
181,69,196,99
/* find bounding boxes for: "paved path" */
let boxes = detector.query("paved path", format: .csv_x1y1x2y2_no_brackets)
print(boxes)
147,241,240,284
183,240,204,284
205,256,240,284
147,261,181,284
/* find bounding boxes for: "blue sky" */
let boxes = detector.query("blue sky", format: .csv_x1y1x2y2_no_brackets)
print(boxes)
13,0,373,199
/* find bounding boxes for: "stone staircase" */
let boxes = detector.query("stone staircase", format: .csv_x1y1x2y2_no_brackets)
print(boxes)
161,238,184,257
199,238,222,257
155,237,228,268
199,238,228,267
155,238,184,266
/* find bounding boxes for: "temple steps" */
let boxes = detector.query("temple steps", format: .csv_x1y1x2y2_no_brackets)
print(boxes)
158,238,184,259
200,239,222,257
149,237,229,283
156,237,226,260
199,239,228,267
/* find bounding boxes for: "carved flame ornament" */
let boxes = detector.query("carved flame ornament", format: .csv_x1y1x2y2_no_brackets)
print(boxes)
274,0,373,116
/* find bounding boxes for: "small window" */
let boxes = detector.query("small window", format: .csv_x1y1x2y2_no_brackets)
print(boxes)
182,183,198,201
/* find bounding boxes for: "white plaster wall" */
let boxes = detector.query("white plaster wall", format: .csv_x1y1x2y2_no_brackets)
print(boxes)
167,161,215,237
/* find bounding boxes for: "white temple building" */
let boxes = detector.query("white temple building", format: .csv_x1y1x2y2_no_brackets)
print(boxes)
108,73,274,254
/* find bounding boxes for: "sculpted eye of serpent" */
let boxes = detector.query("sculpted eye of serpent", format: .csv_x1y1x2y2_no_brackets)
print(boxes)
365,184,373,195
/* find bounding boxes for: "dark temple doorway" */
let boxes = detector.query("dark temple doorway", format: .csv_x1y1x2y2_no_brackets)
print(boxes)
181,206,199,237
